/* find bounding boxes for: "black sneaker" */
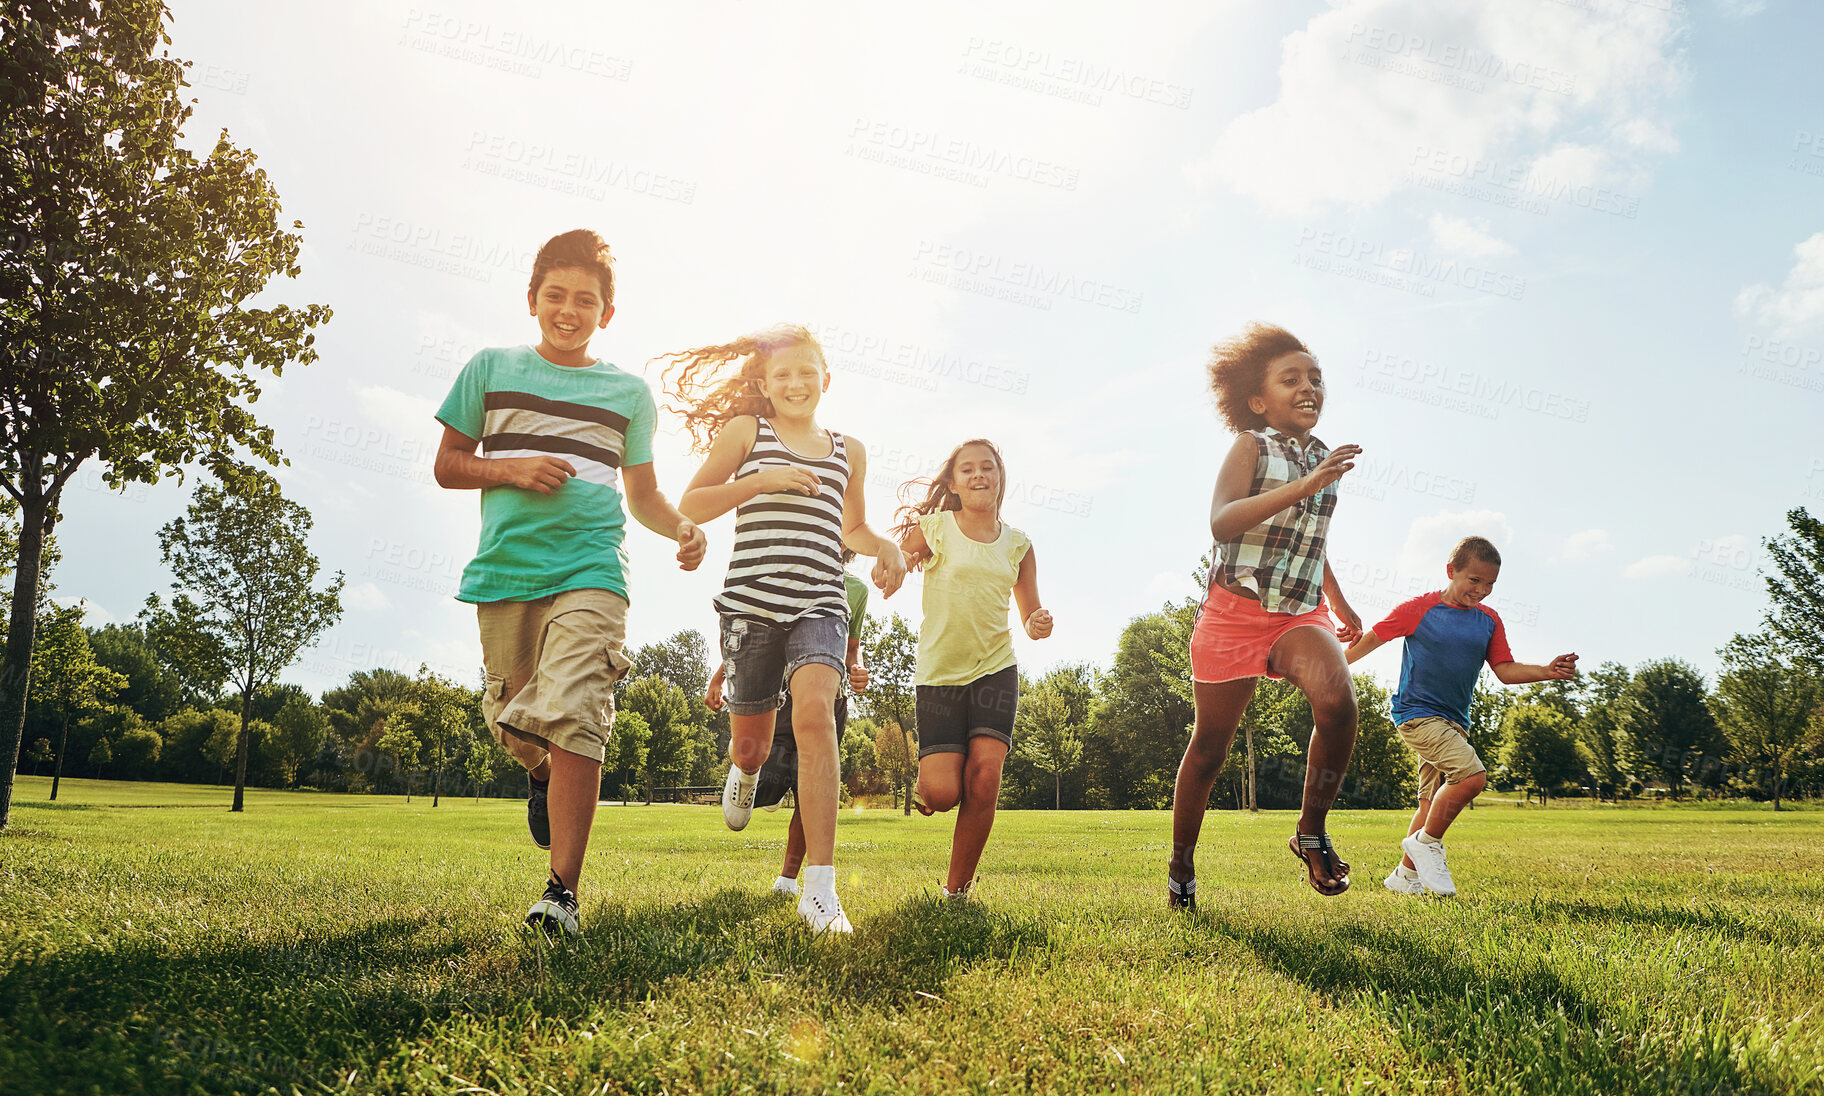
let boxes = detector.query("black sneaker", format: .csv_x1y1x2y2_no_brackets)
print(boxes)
527,776,551,850
524,873,579,935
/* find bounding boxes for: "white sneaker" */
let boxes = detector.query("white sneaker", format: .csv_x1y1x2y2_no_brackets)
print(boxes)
940,884,972,902
771,875,801,897
1401,834,1456,896
722,763,757,831
798,889,853,934
1382,867,1424,895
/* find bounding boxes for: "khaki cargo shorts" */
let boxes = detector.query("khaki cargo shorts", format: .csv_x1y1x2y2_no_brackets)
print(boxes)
1397,715,1486,801
478,588,632,768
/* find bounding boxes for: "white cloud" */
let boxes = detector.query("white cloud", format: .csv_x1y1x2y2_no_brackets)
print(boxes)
1197,0,1686,214
1428,213,1512,257
1623,554,1688,580
1557,528,1611,561
1396,509,1513,579
355,384,438,434
1716,0,1767,19
1735,232,1824,336
342,582,392,611
52,596,117,626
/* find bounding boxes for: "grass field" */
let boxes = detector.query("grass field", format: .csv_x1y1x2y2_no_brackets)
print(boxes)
3,777,1822,1095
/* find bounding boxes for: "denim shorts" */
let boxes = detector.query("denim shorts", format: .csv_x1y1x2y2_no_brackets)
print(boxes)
718,612,849,716
915,665,1019,757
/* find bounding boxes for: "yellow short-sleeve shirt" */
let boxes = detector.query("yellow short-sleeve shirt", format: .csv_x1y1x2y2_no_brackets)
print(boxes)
914,511,1031,687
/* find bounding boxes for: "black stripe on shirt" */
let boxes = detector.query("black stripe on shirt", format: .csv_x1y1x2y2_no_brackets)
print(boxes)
483,432,623,468
484,390,631,433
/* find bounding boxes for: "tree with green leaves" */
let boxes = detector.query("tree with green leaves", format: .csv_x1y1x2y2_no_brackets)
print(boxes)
602,709,650,803
622,675,696,800
1710,632,1819,811
859,613,918,745
1763,508,1824,671
113,719,161,778
24,737,52,776
1576,661,1634,801
267,694,329,788
143,470,342,811
1014,682,1083,809
1501,703,1584,804
1341,675,1417,809
874,718,916,813
1622,659,1725,798
28,603,125,800
87,736,111,779
86,623,183,722
1084,601,1197,808
0,1,331,829
389,666,473,807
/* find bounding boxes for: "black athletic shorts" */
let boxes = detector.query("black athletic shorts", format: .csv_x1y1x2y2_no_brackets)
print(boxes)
914,665,1018,758
753,693,849,809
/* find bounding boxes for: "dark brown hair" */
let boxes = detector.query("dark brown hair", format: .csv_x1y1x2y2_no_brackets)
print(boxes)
529,229,615,306
1206,323,1313,434
1449,536,1502,569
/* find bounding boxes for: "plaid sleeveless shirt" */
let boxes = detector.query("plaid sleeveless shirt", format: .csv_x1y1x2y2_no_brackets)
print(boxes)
1210,428,1337,614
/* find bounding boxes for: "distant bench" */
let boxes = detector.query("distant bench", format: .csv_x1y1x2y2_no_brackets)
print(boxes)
648,785,720,805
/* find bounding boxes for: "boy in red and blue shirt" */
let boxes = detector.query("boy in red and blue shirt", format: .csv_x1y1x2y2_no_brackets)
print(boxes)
1345,536,1577,896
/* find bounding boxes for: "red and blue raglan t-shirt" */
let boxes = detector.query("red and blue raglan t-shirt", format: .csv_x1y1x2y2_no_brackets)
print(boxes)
1371,592,1514,728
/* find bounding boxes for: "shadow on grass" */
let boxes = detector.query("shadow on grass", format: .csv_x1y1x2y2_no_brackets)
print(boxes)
1,889,1050,1095
1190,912,1772,1096
1516,895,1824,948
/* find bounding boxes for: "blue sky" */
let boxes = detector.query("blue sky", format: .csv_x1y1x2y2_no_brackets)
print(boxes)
47,0,1824,697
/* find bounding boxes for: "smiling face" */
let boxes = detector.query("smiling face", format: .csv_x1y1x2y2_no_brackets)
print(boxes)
1443,557,1500,608
947,442,1005,516
528,265,614,365
1247,351,1323,437
755,341,829,421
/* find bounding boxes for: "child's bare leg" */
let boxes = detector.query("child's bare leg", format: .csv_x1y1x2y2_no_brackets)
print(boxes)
1423,772,1486,841
1169,679,1256,883
917,753,965,813
1401,799,1433,870
546,744,601,894
945,737,1009,892
787,663,842,865
1269,627,1358,889
781,809,807,880
729,710,778,775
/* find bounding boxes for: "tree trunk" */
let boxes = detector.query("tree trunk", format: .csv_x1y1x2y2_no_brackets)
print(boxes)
1244,724,1257,812
1773,758,1782,812
902,773,910,816
51,715,70,801
0,493,53,831
1054,770,1060,810
433,738,442,807
231,689,252,812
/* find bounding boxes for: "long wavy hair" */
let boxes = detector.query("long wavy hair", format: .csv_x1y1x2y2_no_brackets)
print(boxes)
890,438,1008,561
655,324,825,452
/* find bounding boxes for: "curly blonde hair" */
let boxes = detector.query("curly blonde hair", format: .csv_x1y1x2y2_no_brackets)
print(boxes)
656,324,825,452
1206,323,1313,434
890,439,1008,557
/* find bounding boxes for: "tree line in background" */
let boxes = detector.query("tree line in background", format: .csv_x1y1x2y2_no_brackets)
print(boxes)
12,508,1824,813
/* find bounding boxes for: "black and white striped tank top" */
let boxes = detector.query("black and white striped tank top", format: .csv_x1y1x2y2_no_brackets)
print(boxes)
712,417,851,624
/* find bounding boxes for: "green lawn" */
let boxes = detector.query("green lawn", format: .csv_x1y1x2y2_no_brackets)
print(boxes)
3,778,1821,1095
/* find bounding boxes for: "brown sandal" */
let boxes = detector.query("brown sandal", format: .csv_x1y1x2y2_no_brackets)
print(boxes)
1289,833,1351,896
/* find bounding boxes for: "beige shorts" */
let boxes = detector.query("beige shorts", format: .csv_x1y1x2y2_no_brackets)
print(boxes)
478,588,632,768
1398,716,1486,801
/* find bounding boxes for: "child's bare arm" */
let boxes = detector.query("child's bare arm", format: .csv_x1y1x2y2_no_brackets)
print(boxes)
1208,436,1362,543
433,425,575,493
846,639,868,692
1013,546,1052,640
1343,632,1385,664
1322,560,1363,642
898,522,933,571
837,439,907,597
678,417,818,523
622,463,707,571
705,662,726,711
1493,654,1579,684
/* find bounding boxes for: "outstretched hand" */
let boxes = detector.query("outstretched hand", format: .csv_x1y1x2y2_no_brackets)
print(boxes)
1546,653,1580,679
1301,445,1362,496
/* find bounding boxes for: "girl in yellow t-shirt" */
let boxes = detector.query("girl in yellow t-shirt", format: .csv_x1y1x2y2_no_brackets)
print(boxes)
894,438,1053,899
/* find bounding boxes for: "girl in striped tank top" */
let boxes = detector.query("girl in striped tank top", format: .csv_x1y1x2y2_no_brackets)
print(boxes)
1170,323,1367,908
662,324,906,935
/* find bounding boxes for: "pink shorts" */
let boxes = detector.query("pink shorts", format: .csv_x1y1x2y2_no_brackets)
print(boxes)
1189,583,1339,684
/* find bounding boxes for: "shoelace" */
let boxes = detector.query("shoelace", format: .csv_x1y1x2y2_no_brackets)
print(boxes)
542,875,577,913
